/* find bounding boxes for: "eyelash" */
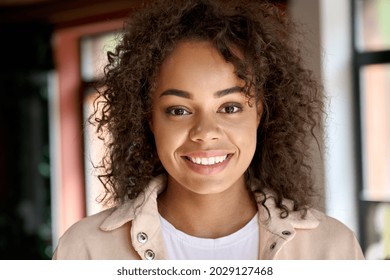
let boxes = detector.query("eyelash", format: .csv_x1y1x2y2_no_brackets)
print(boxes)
165,103,243,116
219,103,243,114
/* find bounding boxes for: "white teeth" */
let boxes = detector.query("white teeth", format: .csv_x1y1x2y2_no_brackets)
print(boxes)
189,155,228,165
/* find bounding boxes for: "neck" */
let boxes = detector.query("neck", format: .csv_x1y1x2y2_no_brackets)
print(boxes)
158,176,257,238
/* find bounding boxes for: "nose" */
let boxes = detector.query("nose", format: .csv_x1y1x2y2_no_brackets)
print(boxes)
189,113,222,142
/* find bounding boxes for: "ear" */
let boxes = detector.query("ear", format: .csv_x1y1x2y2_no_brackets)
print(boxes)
148,115,154,134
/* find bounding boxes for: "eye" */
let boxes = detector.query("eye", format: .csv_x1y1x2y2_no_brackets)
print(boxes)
166,107,191,116
219,103,242,114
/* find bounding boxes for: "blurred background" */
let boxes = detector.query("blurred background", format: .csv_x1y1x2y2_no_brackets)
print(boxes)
0,0,389,260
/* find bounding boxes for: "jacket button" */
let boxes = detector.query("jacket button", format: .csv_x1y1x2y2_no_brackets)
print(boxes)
270,242,277,250
137,232,148,244
144,249,155,260
282,230,291,236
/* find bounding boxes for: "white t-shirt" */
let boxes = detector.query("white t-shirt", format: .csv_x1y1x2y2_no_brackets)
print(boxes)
159,213,259,260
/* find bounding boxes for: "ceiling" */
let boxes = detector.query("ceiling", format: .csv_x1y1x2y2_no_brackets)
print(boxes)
0,0,54,5
0,0,141,27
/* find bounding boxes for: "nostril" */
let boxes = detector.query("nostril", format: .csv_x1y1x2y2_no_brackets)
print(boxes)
189,125,222,142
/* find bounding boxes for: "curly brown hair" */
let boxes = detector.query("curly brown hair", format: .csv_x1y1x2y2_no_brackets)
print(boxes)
91,0,324,217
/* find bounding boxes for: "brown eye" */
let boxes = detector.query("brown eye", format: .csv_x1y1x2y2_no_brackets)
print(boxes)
166,107,191,116
219,104,242,114
224,106,236,113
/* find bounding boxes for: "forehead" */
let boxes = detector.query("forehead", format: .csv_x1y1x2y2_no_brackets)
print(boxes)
154,40,242,92
161,39,243,69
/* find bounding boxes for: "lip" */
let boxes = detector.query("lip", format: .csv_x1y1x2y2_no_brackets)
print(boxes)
181,151,233,175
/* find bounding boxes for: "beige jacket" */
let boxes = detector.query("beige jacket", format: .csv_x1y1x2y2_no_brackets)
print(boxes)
53,176,364,260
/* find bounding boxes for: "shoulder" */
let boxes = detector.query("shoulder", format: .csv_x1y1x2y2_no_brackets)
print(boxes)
256,192,365,259
53,208,118,259
66,208,115,235
310,209,357,244
309,209,357,240
289,209,365,259
62,208,117,241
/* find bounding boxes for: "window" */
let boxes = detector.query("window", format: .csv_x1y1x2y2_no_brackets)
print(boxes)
352,0,390,259
81,31,121,215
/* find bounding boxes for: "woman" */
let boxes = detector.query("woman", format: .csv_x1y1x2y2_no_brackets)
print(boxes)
53,0,364,259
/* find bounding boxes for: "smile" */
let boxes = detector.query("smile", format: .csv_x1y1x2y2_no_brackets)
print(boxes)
187,155,228,166
182,152,233,175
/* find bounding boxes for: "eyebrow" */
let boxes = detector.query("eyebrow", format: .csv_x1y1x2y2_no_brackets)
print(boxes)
159,86,244,99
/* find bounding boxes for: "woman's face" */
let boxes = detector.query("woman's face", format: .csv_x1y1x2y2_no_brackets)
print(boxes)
151,40,262,194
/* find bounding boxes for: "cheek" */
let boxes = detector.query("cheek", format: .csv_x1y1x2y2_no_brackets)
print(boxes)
225,110,259,134
227,116,258,152
152,119,186,155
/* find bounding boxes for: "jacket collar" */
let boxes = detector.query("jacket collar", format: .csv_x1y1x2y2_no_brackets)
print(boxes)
100,175,321,259
100,175,167,231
